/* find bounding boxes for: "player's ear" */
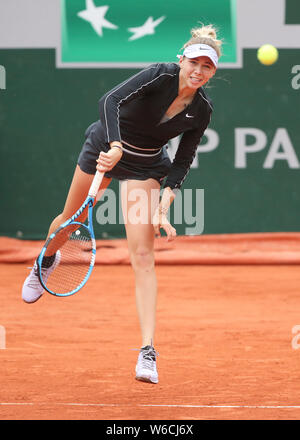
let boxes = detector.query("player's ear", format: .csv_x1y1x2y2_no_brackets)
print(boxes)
210,66,217,78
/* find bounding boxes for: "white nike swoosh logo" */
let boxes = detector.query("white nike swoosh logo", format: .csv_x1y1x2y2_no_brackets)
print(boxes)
186,114,194,118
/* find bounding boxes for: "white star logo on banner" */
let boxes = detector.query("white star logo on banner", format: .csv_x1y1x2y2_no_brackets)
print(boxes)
77,0,118,37
128,16,166,41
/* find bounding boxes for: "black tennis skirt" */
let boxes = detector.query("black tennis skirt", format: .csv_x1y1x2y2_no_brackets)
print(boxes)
77,121,172,185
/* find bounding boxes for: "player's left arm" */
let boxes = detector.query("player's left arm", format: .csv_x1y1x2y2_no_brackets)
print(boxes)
152,112,212,239
164,115,211,191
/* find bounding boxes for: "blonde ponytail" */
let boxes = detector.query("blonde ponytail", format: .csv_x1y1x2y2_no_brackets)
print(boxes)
183,24,222,57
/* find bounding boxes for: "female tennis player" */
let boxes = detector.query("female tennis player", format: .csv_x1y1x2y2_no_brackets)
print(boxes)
22,24,222,384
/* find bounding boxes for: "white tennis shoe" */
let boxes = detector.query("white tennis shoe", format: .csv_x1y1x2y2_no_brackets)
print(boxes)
22,251,61,303
135,345,159,384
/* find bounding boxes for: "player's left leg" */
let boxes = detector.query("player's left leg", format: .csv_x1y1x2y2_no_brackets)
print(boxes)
121,178,160,383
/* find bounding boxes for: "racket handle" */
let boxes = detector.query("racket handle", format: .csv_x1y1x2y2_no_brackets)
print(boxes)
88,170,105,198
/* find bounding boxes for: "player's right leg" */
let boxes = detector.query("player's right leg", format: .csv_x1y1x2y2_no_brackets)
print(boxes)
22,165,111,303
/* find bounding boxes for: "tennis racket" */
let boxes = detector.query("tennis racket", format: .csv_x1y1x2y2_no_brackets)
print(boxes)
37,171,104,297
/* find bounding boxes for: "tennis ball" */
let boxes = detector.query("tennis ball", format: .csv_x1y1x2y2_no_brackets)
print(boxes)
257,44,278,66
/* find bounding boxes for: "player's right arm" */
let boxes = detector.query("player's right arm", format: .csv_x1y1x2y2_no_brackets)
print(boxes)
96,145,123,172
98,63,173,145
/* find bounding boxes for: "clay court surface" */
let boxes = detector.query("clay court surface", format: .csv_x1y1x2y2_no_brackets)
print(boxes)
1,255,300,420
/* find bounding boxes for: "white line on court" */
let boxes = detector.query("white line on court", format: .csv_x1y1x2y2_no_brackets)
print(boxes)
1,402,300,409
0,403,34,405
140,404,300,409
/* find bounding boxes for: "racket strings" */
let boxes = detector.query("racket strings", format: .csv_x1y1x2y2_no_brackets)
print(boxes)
40,224,95,295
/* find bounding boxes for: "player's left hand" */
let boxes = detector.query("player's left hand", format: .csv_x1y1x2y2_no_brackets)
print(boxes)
152,208,177,241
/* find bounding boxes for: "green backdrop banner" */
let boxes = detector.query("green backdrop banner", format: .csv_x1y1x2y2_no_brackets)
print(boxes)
0,48,299,239
1,0,300,239
61,0,236,66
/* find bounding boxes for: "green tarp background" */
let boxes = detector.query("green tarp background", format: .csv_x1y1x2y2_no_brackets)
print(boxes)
1,48,299,239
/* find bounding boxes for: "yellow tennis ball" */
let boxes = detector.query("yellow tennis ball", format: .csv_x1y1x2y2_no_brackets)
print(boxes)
257,44,278,65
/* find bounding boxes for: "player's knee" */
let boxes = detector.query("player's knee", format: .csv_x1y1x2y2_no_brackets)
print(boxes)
131,247,154,272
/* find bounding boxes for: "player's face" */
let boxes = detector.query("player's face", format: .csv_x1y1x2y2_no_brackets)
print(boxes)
179,56,216,89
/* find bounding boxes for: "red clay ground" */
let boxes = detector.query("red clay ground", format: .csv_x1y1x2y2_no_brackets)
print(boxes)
1,263,300,420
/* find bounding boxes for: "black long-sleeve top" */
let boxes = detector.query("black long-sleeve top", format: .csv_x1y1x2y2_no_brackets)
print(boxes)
98,62,213,190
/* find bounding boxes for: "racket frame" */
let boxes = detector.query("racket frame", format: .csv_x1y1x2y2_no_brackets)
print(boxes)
37,171,104,297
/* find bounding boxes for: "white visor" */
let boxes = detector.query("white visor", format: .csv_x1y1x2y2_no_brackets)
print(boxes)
177,44,218,67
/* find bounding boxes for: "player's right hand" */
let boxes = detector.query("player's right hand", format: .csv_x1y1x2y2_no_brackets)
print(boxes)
96,148,122,172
